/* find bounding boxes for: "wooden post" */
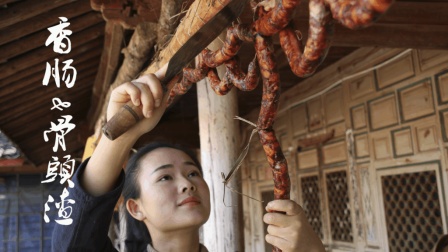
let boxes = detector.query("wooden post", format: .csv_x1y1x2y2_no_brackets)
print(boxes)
197,35,243,251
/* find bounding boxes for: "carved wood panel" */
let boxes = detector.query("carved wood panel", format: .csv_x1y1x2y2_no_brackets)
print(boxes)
307,98,323,131
372,134,392,160
436,69,448,105
291,104,308,136
391,127,414,157
358,164,379,246
351,104,367,130
324,87,344,126
376,52,414,89
416,125,439,152
440,109,448,142
322,141,347,165
328,121,346,138
418,49,448,71
398,79,435,122
368,94,399,131
297,149,318,170
355,133,369,158
346,72,376,101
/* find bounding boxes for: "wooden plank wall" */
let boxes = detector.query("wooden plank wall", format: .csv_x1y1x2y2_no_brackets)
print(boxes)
241,47,448,252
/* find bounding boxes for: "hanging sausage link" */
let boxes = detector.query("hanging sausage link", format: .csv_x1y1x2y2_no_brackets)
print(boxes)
279,0,334,77
324,0,394,29
254,33,290,202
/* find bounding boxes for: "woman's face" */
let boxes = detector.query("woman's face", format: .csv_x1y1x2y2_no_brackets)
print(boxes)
136,147,210,233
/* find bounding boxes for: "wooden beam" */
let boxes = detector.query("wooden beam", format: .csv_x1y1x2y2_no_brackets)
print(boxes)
0,0,92,46
286,21,448,50
0,158,24,167
0,23,104,80
0,12,104,61
297,130,335,149
289,1,448,25
0,0,78,30
332,23,448,49
378,1,448,25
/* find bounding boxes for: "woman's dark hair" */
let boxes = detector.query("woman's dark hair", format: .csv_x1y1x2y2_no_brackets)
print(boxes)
435,234,448,252
121,141,202,250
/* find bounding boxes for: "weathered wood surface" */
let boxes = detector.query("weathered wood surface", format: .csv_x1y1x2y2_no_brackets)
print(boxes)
0,0,93,47
0,23,104,79
0,0,78,30
142,0,231,73
0,12,103,61
85,22,124,133
197,35,243,252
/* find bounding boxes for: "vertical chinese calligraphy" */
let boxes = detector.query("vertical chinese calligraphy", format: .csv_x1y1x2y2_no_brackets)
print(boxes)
42,17,77,226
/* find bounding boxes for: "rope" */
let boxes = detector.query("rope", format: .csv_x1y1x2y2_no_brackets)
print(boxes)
221,116,263,206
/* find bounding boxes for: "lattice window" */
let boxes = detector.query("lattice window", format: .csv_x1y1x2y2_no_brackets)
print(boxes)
326,170,353,242
301,175,323,239
381,170,443,252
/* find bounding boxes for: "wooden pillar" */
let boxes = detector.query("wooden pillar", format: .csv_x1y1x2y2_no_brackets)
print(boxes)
197,35,243,251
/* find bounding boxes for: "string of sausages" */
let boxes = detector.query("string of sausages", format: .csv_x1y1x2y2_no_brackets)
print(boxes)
167,0,394,251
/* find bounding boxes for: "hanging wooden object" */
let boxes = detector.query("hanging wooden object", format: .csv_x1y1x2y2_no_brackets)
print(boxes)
90,0,159,28
142,0,232,73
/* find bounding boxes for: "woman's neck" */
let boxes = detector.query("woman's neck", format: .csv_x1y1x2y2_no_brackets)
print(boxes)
149,228,200,252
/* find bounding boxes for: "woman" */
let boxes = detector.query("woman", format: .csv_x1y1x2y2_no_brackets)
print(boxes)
52,65,325,252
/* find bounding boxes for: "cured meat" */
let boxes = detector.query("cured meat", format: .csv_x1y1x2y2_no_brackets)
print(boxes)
279,0,334,77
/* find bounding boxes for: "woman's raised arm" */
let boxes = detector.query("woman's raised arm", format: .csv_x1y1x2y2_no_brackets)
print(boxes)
81,65,167,197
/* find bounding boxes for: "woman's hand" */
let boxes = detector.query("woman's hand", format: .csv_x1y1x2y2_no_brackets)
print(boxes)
107,64,168,139
264,200,325,252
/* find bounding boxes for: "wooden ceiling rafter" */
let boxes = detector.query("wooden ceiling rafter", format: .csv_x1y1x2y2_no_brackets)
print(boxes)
0,44,102,95
0,12,104,61
0,23,105,79
8,84,95,136
0,50,102,96
0,69,99,123
0,0,78,30
0,0,93,46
